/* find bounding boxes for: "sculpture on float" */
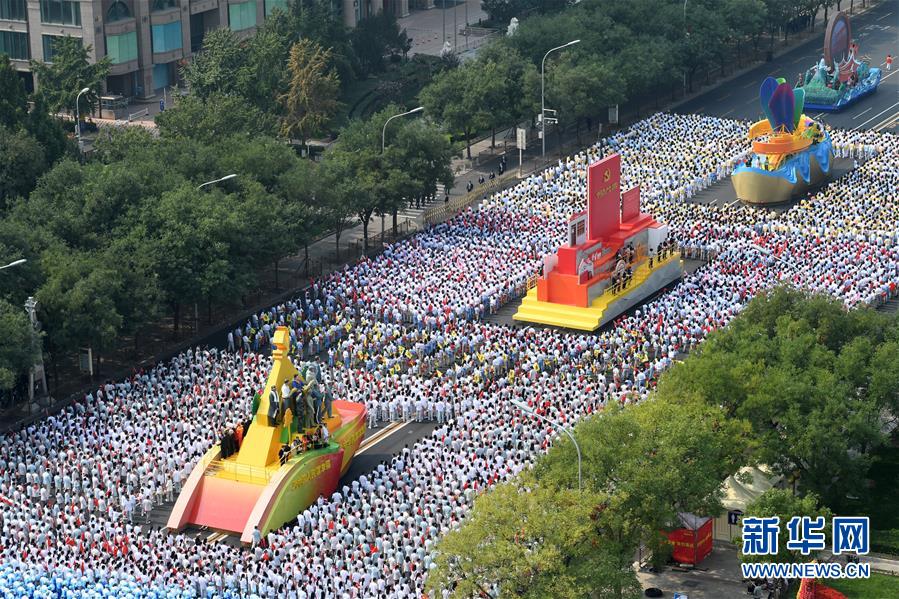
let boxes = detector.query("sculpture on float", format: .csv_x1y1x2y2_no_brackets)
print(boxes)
514,153,683,331
167,327,366,544
731,76,833,205
801,12,881,111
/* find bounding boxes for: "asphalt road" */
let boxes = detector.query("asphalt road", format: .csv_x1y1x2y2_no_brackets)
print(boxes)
674,0,899,133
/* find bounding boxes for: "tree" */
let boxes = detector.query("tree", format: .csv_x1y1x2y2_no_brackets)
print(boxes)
657,287,896,510
314,159,355,258
25,94,71,165
350,11,408,73
36,248,125,376
0,127,47,209
420,63,489,159
738,489,833,565
156,93,277,142
180,28,246,100
476,44,538,147
0,55,27,129
238,26,290,114
426,476,641,599
389,118,454,233
29,36,110,116
0,299,37,391
280,39,341,149
533,399,749,598
547,54,625,144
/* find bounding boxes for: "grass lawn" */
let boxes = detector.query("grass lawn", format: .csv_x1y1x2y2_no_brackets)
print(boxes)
827,572,899,598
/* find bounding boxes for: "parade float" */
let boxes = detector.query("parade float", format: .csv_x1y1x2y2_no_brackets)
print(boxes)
802,12,881,112
731,76,833,205
167,327,366,544
513,153,683,331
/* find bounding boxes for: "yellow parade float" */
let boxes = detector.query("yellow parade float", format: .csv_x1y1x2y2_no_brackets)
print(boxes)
167,327,366,544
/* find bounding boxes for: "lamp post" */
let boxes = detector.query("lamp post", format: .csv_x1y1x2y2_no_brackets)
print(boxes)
75,87,90,153
541,39,580,157
381,106,424,154
511,399,582,491
0,258,27,271
197,174,238,190
381,106,424,238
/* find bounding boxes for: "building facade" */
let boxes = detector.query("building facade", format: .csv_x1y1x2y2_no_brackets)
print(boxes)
0,0,404,99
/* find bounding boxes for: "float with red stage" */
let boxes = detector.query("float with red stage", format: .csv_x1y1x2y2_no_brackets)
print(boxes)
514,153,683,331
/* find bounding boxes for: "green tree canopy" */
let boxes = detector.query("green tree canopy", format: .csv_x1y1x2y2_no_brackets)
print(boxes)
426,476,641,599
280,39,342,146
0,299,38,391
657,287,899,509
29,36,110,115
0,127,47,209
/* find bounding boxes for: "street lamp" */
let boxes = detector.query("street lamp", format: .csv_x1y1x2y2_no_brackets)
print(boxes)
380,106,424,240
0,258,27,271
381,106,424,154
197,174,238,190
541,39,580,157
511,399,582,491
75,87,90,153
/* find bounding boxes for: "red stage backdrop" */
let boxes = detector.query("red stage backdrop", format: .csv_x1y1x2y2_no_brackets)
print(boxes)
587,154,621,240
621,186,641,222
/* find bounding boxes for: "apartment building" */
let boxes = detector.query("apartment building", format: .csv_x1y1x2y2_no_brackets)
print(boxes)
0,0,403,99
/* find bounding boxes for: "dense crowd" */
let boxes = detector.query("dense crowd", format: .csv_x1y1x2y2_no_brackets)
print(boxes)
0,112,897,598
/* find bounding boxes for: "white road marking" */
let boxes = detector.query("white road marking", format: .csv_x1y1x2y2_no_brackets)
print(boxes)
722,108,735,116
874,111,899,131
852,100,899,130
877,11,892,20
357,421,412,454
852,107,874,119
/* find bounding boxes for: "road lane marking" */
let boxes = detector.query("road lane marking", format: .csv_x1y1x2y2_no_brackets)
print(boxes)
357,421,412,454
874,111,899,131
877,11,892,20
722,108,735,116
852,107,873,119
852,100,899,130
718,93,731,100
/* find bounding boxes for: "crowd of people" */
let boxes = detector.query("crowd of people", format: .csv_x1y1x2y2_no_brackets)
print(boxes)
0,112,896,598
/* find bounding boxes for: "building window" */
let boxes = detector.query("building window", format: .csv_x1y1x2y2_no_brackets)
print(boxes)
229,1,256,31
0,30,28,59
106,1,131,21
152,63,170,89
106,31,137,64
151,20,182,53
265,0,287,16
0,0,27,21
41,34,64,61
40,0,81,26
152,0,177,10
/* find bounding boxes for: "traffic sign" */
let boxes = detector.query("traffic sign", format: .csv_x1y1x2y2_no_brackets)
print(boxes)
728,510,744,525
516,127,527,150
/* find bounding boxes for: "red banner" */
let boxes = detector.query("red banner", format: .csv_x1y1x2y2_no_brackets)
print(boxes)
666,518,713,565
587,154,621,241
621,186,641,222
